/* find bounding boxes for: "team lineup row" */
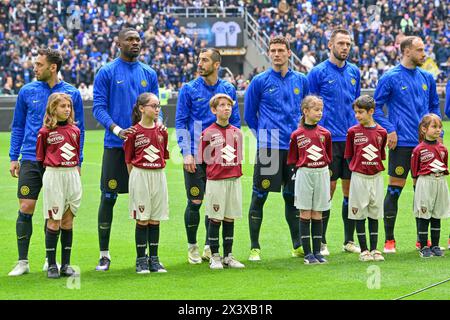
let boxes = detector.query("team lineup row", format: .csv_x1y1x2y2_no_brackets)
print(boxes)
7,28,450,278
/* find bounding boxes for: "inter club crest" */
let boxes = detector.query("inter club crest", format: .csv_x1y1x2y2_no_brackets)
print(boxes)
213,204,220,212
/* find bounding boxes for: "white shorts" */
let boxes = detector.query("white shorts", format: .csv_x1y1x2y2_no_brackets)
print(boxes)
294,166,330,211
129,167,169,221
414,174,450,219
348,172,384,220
205,177,242,220
43,167,82,220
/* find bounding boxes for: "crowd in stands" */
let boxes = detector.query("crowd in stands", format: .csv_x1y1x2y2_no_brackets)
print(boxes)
251,0,449,89
0,0,448,96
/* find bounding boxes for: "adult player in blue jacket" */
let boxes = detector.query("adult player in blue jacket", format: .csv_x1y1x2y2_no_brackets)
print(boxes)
445,79,450,250
8,48,85,276
176,48,240,264
374,36,441,254
244,35,309,261
307,28,361,256
93,28,160,271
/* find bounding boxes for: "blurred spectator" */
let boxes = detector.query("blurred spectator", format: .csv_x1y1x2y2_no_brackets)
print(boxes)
78,82,93,101
249,0,449,89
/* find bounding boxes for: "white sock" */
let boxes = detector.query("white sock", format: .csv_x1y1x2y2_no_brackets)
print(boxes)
100,251,110,259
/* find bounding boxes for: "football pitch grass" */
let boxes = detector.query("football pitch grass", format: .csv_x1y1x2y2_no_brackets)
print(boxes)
0,127,449,300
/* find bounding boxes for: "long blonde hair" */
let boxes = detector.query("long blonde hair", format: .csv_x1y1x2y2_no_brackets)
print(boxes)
300,95,323,126
43,93,75,129
418,113,442,142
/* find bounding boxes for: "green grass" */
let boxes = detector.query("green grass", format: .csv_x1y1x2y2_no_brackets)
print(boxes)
0,127,449,300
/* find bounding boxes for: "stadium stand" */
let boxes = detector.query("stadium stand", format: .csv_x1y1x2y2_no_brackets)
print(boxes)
0,0,448,94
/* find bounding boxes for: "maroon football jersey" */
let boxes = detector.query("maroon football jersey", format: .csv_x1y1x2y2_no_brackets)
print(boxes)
287,125,332,168
411,140,449,178
197,123,243,180
36,124,80,167
344,124,387,175
123,123,169,169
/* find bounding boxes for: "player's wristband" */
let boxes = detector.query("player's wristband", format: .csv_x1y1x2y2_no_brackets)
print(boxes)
112,126,123,136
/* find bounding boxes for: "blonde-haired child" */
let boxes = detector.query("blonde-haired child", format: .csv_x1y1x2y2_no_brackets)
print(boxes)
36,93,82,279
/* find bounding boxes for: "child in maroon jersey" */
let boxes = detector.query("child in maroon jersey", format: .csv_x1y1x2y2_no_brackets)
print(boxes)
124,92,169,274
287,95,332,264
411,114,449,258
345,95,387,262
36,93,81,279
197,93,245,270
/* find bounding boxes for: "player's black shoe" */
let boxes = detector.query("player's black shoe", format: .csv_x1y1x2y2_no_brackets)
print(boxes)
420,246,432,258
149,256,167,273
431,246,444,257
314,253,328,264
47,264,60,279
136,257,150,274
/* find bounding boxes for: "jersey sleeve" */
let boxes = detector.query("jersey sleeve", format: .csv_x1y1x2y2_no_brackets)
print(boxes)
175,84,192,157
287,132,298,165
410,148,419,179
427,75,441,117
123,132,135,164
244,77,261,134
92,68,114,130
380,130,387,161
236,129,243,165
35,129,47,163
344,129,354,159
354,67,361,98
326,131,333,163
443,145,448,168
301,74,310,98
72,90,85,165
373,75,395,133
9,90,27,161
445,81,450,119
229,87,241,128
307,67,320,95
163,130,170,160
197,131,208,164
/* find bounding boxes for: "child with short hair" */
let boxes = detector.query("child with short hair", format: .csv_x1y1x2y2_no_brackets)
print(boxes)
36,93,82,279
124,92,169,273
287,95,332,264
411,113,449,258
345,95,387,262
198,93,245,269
